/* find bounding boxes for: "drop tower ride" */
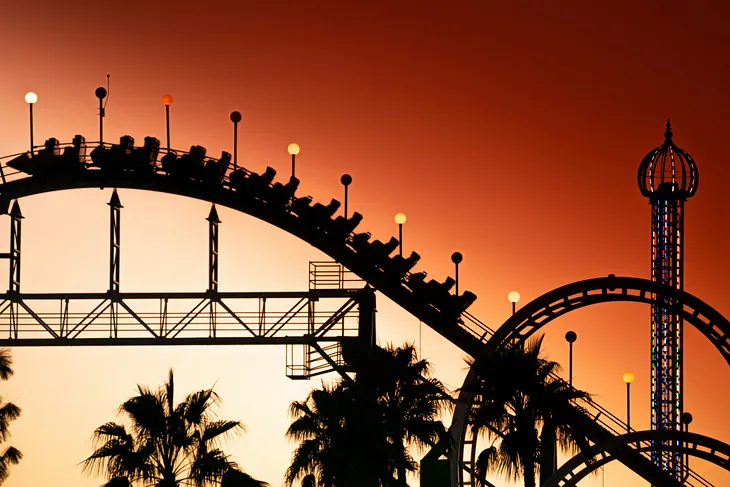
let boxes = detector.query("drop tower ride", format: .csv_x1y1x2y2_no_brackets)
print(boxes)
637,120,698,480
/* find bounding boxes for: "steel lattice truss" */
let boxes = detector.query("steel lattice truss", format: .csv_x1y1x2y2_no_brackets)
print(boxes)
0,289,362,344
0,288,373,379
651,198,684,478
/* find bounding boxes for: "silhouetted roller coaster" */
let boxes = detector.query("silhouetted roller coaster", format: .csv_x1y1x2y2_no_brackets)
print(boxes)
0,132,727,487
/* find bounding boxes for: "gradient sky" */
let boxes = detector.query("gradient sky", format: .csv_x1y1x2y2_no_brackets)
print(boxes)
0,1,729,486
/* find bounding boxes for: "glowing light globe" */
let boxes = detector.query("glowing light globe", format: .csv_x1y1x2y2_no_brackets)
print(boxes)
394,212,407,225
25,92,38,104
288,143,300,155
161,94,174,106
507,291,520,303
622,372,635,384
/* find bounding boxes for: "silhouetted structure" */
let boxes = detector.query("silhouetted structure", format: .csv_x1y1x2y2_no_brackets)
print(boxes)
638,120,698,480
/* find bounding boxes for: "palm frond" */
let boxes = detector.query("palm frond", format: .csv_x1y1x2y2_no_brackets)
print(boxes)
221,468,270,487
0,350,13,381
202,420,245,444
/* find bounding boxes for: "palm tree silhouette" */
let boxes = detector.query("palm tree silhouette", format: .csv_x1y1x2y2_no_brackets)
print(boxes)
467,336,591,487
285,343,451,487
83,369,267,487
0,349,21,485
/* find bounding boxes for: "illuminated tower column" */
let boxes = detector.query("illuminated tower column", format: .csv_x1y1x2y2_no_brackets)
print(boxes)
637,120,698,480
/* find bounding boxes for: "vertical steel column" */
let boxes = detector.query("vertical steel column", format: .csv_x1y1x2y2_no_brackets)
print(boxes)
207,205,220,292
358,287,376,353
650,196,684,478
108,190,122,338
207,205,220,338
8,202,23,339
8,202,23,294
108,190,122,292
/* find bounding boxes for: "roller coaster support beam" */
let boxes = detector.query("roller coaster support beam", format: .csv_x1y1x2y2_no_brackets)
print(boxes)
207,204,220,293
108,190,122,293
207,205,221,338
8,201,22,294
358,286,376,354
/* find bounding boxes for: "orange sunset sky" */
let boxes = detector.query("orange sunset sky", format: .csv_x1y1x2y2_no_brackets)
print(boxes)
1,1,729,486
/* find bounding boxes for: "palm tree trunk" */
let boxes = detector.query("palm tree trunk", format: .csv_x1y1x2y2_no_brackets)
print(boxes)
397,465,407,487
523,451,537,487
539,418,556,486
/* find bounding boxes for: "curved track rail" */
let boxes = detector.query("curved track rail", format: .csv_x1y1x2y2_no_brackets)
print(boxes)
453,276,730,487
542,430,730,487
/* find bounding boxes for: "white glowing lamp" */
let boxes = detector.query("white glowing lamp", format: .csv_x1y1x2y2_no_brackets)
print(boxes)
288,143,300,155
25,92,38,104
507,291,521,303
394,212,407,225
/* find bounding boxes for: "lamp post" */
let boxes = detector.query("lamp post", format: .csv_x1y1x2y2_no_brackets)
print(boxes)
288,143,300,179
681,411,693,477
341,174,352,219
394,212,407,257
508,291,520,316
95,87,107,146
451,252,463,299
565,331,577,386
622,372,635,431
161,94,173,152
230,111,241,171
25,92,37,154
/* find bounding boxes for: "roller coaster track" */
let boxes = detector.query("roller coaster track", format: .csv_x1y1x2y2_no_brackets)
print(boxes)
1,138,726,486
542,431,730,487
454,277,730,487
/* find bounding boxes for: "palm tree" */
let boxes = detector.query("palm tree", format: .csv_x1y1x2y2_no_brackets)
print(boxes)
467,336,591,487
83,369,267,487
286,383,379,487
353,344,453,486
285,343,452,487
0,348,21,485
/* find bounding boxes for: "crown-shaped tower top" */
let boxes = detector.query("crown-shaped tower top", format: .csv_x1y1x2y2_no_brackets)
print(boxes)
638,120,699,199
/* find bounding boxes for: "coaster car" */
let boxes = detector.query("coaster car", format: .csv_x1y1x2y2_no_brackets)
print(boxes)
349,232,372,254
326,212,363,240
90,135,134,171
230,167,276,198
268,176,300,207
107,135,135,170
368,237,399,261
160,151,178,175
386,251,420,279
58,135,88,171
306,199,341,230
228,167,248,189
407,271,428,292
203,151,231,184
172,145,207,180
129,137,160,173
7,137,62,175
247,167,276,197
290,196,313,217
427,277,456,311
455,291,477,314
